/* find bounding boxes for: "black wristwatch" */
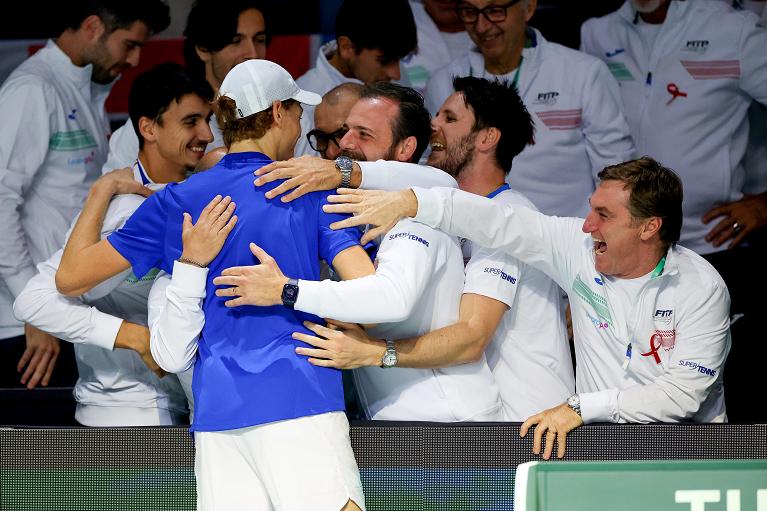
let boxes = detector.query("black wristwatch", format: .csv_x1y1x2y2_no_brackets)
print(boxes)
335,155,353,188
281,278,299,309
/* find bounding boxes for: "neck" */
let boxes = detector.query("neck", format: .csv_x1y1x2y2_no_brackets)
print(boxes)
328,49,355,79
54,31,88,68
485,38,524,75
229,138,278,161
622,245,667,279
456,159,506,197
639,0,672,24
139,149,187,184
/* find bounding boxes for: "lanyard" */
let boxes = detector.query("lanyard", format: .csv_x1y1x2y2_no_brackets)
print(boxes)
650,256,666,279
469,55,523,90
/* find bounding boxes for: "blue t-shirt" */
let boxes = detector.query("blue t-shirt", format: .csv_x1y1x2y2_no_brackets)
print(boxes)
108,152,363,431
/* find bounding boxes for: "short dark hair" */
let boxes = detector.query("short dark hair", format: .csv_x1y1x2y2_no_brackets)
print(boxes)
183,0,270,92
63,0,170,34
360,82,431,163
129,62,213,149
452,76,534,174
335,0,417,63
598,156,684,250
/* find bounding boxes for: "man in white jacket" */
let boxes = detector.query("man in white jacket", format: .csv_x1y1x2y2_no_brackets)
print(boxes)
14,63,214,426
580,0,767,422
323,156,731,459
294,0,417,157
0,0,170,389
424,0,635,219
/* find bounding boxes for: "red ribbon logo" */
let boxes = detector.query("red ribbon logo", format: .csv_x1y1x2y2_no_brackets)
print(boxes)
641,334,663,364
666,83,688,105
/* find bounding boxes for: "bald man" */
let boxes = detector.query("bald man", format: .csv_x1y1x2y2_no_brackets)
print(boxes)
308,83,363,160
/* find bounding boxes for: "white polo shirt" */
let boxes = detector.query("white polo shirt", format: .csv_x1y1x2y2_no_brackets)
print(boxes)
296,218,503,422
463,186,574,421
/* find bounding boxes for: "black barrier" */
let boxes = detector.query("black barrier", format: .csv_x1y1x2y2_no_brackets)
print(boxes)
1,422,765,510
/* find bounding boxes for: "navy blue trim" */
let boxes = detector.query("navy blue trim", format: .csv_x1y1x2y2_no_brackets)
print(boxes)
486,183,510,199
135,160,151,185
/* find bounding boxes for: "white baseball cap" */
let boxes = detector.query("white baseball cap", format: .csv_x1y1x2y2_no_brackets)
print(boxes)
219,60,321,119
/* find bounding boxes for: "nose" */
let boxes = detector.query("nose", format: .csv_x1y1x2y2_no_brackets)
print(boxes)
384,62,401,81
338,129,355,152
475,12,494,33
325,144,342,160
200,121,214,144
582,213,597,234
127,47,141,68
242,38,260,60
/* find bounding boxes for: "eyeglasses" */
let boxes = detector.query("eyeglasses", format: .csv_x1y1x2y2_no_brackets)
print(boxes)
306,127,349,154
455,0,522,24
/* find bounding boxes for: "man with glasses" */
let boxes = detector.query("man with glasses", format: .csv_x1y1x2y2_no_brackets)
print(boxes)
424,0,635,219
307,83,363,160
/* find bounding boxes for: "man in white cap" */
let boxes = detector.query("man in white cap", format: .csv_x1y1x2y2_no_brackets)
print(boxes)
55,60,373,511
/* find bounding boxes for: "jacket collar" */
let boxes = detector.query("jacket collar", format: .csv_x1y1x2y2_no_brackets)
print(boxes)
617,0,689,26
43,39,114,102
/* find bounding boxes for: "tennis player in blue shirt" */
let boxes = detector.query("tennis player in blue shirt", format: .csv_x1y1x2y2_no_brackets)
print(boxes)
56,60,373,511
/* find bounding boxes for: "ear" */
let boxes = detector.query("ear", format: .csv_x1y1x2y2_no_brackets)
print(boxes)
524,0,538,23
195,45,212,64
138,116,157,144
640,217,662,241
475,126,501,153
395,136,418,162
337,36,357,59
271,101,285,127
80,14,106,42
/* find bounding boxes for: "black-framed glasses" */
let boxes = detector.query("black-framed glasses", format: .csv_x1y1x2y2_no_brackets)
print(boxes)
306,127,349,154
455,0,522,24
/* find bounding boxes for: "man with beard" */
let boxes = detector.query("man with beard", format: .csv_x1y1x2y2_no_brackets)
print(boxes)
251,77,575,421
211,82,505,422
0,0,170,388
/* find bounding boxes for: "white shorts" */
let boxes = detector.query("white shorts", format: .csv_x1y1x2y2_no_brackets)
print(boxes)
194,411,365,511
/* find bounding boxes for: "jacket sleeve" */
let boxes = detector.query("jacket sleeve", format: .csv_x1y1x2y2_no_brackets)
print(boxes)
0,80,53,297
358,160,458,191
148,262,207,374
580,58,636,186
13,248,123,350
738,12,767,105
412,186,585,291
580,279,731,423
295,220,441,323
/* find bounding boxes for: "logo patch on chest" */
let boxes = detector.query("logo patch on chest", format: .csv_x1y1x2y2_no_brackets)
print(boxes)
682,40,709,53
533,91,559,105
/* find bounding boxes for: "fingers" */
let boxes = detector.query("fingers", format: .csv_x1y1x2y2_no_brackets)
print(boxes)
303,320,335,338
264,176,303,200
326,193,364,204
215,286,241,297
360,225,388,245
292,332,328,349
279,184,312,203
543,428,556,460
182,212,193,233
328,215,368,231
705,217,735,247
136,185,154,198
702,205,727,224
728,226,750,249
200,194,224,217
254,160,289,178
249,243,274,265
324,318,359,331
532,422,546,455
222,214,238,236
519,415,538,438
557,431,568,459
17,346,33,373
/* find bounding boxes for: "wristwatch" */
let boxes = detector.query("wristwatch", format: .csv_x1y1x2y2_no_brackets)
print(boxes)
335,155,353,188
566,394,581,417
281,278,299,309
381,339,398,368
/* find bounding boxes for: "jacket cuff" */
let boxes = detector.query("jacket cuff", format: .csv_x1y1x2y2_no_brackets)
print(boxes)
579,389,620,424
170,260,208,298
357,161,378,190
4,266,37,298
294,279,324,316
411,186,443,228
85,312,124,350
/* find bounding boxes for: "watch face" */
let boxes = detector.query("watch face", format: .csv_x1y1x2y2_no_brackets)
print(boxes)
282,284,299,304
382,352,398,367
336,155,353,171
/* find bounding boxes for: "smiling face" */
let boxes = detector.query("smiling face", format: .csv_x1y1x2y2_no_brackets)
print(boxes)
459,0,533,65
153,93,214,170
86,20,150,84
581,180,652,278
428,92,479,176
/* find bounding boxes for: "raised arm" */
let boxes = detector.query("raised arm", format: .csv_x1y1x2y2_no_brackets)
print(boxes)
252,156,456,202
56,168,151,296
